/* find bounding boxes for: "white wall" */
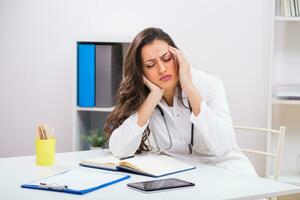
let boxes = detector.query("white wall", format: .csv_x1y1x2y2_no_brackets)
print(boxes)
0,0,272,175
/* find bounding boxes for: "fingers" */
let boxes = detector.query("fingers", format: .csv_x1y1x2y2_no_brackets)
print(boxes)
168,46,182,55
169,46,185,58
143,75,155,88
143,75,150,86
169,46,189,68
142,75,147,84
168,46,181,69
168,46,177,59
143,75,164,95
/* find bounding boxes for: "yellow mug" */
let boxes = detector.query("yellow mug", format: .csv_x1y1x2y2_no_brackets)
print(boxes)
36,138,56,166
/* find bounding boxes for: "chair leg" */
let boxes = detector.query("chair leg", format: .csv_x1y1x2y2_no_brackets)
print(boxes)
270,196,277,200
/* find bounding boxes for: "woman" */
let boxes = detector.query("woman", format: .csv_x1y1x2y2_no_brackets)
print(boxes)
104,27,257,176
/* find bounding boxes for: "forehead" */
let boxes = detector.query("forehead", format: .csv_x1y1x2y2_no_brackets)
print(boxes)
141,39,169,61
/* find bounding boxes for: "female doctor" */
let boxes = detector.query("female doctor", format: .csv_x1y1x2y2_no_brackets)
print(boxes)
104,27,257,176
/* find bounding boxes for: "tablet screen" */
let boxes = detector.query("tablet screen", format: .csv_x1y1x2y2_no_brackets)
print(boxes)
127,178,195,191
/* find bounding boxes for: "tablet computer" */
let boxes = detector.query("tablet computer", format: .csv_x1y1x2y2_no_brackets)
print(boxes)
127,178,195,192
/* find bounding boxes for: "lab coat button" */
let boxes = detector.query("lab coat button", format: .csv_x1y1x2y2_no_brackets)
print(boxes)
176,114,180,117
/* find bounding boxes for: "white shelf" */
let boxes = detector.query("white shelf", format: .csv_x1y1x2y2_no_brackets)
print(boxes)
272,98,300,105
266,0,300,180
275,16,300,21
77,106,114,112
280,171,300,186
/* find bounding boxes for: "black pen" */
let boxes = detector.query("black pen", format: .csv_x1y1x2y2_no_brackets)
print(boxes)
119,155,135,160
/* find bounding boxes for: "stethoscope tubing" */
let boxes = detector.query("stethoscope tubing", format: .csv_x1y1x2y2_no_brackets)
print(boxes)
155,104,194,154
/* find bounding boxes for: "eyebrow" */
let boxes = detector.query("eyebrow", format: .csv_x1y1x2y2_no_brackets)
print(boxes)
145,52,170,63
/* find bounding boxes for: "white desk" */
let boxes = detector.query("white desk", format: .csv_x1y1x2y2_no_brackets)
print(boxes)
1,150,300,200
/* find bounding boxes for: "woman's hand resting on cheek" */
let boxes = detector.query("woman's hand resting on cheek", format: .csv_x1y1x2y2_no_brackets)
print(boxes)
136,76,165,127
168,46,194,94
143,75,164,105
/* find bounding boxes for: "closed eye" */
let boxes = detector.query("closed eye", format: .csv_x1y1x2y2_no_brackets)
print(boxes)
146,63,155,68
163,56,172,62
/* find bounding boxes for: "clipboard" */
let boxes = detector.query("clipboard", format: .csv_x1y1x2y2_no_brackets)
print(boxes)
21,168,130,195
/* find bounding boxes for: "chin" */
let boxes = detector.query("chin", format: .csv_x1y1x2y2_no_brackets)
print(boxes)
159,81,177,90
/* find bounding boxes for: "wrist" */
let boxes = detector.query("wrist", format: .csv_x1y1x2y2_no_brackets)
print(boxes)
148,91,163,104
185,85,202,116
137,92,161,127
183,83,197,96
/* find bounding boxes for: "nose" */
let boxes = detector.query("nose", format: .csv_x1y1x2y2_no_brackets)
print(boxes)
157,60,167,74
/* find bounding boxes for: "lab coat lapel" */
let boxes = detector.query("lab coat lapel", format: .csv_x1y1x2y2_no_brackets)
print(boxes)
157,88,189,119
157,100,174,120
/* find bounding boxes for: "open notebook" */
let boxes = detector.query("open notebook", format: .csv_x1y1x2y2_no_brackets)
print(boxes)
21,168,130,195
80,154,196,178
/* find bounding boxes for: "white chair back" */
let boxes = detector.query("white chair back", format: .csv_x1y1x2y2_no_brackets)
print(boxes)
234,125,286,180
234,125,286,200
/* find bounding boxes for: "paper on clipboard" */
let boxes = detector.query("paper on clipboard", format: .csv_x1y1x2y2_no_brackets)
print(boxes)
21,168,130,194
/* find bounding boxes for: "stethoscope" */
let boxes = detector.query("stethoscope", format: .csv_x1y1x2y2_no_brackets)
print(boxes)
147,104,194,154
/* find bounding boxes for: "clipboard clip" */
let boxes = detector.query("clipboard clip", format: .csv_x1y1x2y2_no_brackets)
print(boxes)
39,182,68,191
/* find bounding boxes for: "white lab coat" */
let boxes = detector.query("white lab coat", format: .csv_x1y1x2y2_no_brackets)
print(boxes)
109,68,257,176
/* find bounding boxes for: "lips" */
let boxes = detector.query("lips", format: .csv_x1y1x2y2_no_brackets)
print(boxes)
159,75,172,81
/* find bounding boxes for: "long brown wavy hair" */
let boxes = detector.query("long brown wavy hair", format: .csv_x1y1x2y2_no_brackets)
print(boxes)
104,27,187,153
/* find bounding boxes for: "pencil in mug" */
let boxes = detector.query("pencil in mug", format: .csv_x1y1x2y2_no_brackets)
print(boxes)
38,125,45,140
36,127,41,139
37,123,56,140
37,125,44,140
37,124,47,140
42,124,48,140
49,127,55,138
45,124,55,139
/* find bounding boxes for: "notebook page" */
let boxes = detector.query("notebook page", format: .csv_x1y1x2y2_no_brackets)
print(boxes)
80,155,120,169
123,155,194,176
30,168,126,190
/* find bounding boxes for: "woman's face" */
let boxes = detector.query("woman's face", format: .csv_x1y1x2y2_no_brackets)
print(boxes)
141,39,179,90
